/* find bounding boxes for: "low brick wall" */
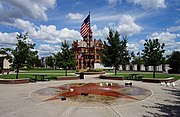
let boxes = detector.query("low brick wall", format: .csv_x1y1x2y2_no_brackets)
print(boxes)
0,78,30,84
99,75,124,80
56,76,80,80
142,77,176,83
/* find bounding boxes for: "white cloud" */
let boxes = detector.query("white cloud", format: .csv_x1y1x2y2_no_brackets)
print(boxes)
139,39,146,45
13,19,37,35
34,25,81,44
176,8,180,11
107,0,122,6
38,44,63,57
0,0,56,23
127,0,166,9
149,32,179,43
127,43,139,50
0,32,18,47
0,18,82,57
175,19,180,24
39,44,56,52
0,31,34,50
66,13,83,20
167,26,180,32
126,43,140,55
116,15,143,36
148,32,180,56
38,44,58,57
92,15,143,38
91,25,109,38
8,19,82,44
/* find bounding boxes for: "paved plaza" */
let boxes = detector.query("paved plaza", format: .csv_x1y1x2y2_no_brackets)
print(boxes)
0,75,179,117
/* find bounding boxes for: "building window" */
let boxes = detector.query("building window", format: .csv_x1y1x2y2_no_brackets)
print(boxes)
97,55,99,59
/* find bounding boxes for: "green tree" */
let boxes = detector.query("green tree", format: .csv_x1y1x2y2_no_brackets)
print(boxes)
142,39,165,78
46,55,54,69
53,52,62,69
26,51,38,68
168,51,180,73
6,33,37,79
101,30,130,75
131,56,143,65
58,40,76,76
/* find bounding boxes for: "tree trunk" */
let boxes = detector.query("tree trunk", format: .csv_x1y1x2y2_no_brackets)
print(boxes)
65,68,67,76
16,66,19,79
153,65,156,78
115,67,117,76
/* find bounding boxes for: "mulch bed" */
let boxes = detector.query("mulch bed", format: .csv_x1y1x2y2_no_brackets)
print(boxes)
75,72,105,75
99,75,124,80
56,76,80,80
142,77,176,83
0,78,30,84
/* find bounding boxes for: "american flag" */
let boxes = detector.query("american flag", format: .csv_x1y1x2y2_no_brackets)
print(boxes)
80,15,92,38
78,53,83,59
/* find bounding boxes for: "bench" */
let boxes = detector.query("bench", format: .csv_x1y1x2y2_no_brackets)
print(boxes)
136,76,144,81
30,74,50,82
124,76,132,80
30,77,50,82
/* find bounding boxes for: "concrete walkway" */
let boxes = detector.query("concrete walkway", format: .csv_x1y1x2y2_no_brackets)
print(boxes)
0,75,179,117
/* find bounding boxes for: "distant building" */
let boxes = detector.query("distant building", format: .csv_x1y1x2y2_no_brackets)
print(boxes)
40,57,46,67
72,39,104,70
0,54,11,69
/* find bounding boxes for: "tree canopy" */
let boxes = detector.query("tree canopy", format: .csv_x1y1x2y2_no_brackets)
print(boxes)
53,40,76,76
168,51,180,73
100,30,130,75
142,39,165,78
46,55,54,69
6,33,37,79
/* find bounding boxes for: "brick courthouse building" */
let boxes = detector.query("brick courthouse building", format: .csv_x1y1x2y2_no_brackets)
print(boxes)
72,13,104,70
72,39,103,70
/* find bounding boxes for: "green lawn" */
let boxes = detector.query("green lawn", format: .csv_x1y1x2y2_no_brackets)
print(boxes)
0,73,75,79
108,72,180,79
0,69,179,80
0,69,76,79
20,69,75,73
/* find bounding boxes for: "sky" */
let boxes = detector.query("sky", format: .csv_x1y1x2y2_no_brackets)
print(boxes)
0,0,179,57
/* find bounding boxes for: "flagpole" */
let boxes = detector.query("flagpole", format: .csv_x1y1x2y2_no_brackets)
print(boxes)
88,11,91,70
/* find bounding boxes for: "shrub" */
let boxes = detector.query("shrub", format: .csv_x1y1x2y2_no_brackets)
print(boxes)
86,68,104,72
76,68,104,72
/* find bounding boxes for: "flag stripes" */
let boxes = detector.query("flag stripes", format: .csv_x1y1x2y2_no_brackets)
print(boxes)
80,15,92,38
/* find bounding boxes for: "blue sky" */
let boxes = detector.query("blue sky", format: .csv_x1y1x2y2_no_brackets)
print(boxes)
0,0,179,57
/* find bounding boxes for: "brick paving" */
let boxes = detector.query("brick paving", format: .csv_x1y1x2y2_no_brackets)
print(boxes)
0,75,179,117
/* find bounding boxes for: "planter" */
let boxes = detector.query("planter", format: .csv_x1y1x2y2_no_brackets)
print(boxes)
142,77,176,83
99,75,124,80
75,71,105,75
56,76,80,80
0,78,30,84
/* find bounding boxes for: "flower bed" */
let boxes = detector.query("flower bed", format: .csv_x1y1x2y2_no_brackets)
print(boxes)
0,78,30,84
